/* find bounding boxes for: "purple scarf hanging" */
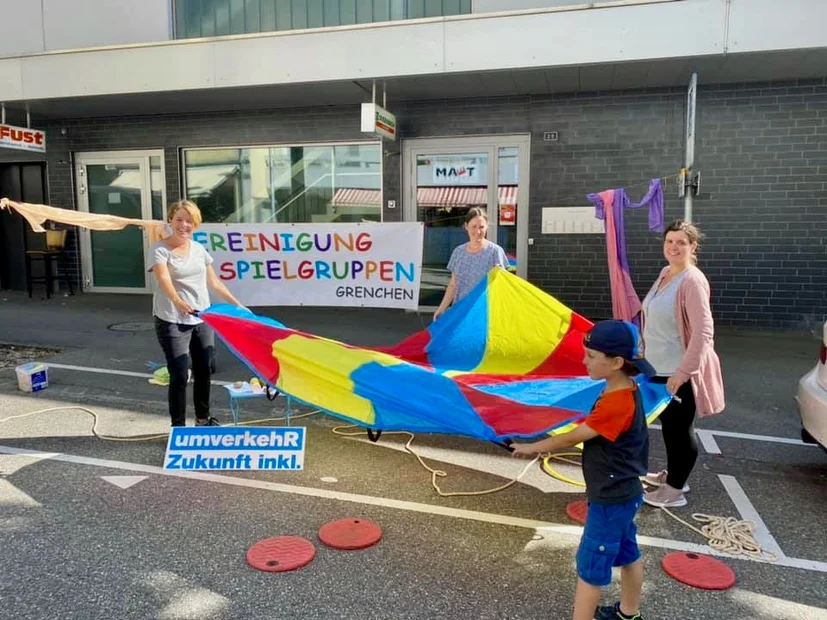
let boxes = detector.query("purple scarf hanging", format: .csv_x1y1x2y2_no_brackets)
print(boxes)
588,179,665,323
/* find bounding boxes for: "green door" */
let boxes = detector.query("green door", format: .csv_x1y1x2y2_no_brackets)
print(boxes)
76,154,165,292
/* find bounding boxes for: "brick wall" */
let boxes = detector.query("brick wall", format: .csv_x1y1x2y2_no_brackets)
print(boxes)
36,78,827,330
693,81,827,331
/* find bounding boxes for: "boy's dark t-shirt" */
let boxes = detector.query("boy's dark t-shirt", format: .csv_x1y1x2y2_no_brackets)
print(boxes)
582,384,649,504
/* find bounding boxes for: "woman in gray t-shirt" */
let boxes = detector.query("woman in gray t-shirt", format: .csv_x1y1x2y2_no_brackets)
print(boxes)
433,207,510,320
150,200,243,428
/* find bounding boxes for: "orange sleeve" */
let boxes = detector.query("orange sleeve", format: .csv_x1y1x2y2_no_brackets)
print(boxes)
584,388,636,442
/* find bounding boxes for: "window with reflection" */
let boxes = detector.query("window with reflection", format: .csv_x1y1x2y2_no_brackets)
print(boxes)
182,143,382,224
174,1,472,38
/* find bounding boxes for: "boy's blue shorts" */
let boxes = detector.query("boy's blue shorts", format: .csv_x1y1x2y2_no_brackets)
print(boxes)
576,496,643,587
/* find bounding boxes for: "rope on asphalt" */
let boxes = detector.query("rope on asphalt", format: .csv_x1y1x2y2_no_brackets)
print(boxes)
4,408,775,561
2,409,777,561
0,405,320,441
0,406,168,441
7,405,773,561
2,406,539,497
658,507,778,562
332,425,540,497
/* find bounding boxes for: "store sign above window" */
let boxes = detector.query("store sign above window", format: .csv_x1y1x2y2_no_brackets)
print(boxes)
0,124,46,153
360,103,396,141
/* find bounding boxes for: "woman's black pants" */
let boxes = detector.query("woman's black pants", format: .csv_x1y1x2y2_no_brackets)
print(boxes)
154,317,215,427
653,379,698,490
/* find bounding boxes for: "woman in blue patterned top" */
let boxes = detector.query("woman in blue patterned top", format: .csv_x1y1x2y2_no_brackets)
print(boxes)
433,207,510,321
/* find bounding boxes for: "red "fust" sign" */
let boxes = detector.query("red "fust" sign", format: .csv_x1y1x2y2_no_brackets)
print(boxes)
0,124,46,153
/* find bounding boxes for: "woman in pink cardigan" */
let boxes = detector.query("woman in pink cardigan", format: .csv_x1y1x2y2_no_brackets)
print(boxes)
640,220,725,508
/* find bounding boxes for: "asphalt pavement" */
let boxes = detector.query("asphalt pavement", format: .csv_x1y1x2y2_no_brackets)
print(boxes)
0,290,825,620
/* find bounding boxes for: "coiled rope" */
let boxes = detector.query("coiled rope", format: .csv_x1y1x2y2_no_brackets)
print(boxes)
659,507,777,562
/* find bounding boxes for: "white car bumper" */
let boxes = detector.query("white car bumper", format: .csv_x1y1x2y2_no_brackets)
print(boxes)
796,366,827,449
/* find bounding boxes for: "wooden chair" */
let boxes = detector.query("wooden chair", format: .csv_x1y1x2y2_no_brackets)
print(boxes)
25,229,75,299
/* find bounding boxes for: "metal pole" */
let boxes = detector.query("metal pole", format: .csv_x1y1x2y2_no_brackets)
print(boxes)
26,103,31,128
268,149,276,223
372,80,376,105
684,72,698,222
383,81,387,109
1,103,5,125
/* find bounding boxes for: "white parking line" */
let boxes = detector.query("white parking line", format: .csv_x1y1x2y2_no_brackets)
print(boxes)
702,429,813,447
696,429,722,455
45,363,232,386
46,363,155,379
2,444,826,573
648,423,814,451
718,474,786,560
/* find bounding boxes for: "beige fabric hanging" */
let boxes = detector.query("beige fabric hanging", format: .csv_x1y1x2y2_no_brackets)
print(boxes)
0,197,169,242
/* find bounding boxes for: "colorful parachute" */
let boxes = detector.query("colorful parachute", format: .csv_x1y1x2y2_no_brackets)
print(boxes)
201,269,670,443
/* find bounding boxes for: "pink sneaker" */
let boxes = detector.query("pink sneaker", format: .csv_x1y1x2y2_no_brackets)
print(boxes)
641,470,689,493
643,484,687,508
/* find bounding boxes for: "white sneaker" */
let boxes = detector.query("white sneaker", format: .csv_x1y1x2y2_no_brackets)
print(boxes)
643,485,688,508
641,470,689,493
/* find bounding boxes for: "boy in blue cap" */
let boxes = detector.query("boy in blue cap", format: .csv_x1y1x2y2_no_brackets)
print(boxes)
512,319,655,620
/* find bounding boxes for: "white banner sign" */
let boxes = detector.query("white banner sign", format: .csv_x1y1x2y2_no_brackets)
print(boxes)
0,124,46,153
195,222,423,309
164,427,305,471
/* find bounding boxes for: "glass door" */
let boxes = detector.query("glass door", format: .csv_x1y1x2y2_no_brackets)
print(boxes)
496,146,520,274
75,151,166,293
403,136,529,309
412,149,496,307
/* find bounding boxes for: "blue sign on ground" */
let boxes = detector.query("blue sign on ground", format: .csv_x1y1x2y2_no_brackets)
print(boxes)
163,427,306,471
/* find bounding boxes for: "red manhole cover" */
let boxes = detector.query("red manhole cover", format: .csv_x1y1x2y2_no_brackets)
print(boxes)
661,552,736,590
318,518,383,550
246,536,316,572
566,500,588,525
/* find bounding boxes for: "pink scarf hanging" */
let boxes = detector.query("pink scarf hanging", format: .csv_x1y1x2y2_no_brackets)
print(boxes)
599,190,642,322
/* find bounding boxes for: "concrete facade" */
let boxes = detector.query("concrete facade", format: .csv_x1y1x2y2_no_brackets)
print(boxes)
0,0,172,57
4,1,827,105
